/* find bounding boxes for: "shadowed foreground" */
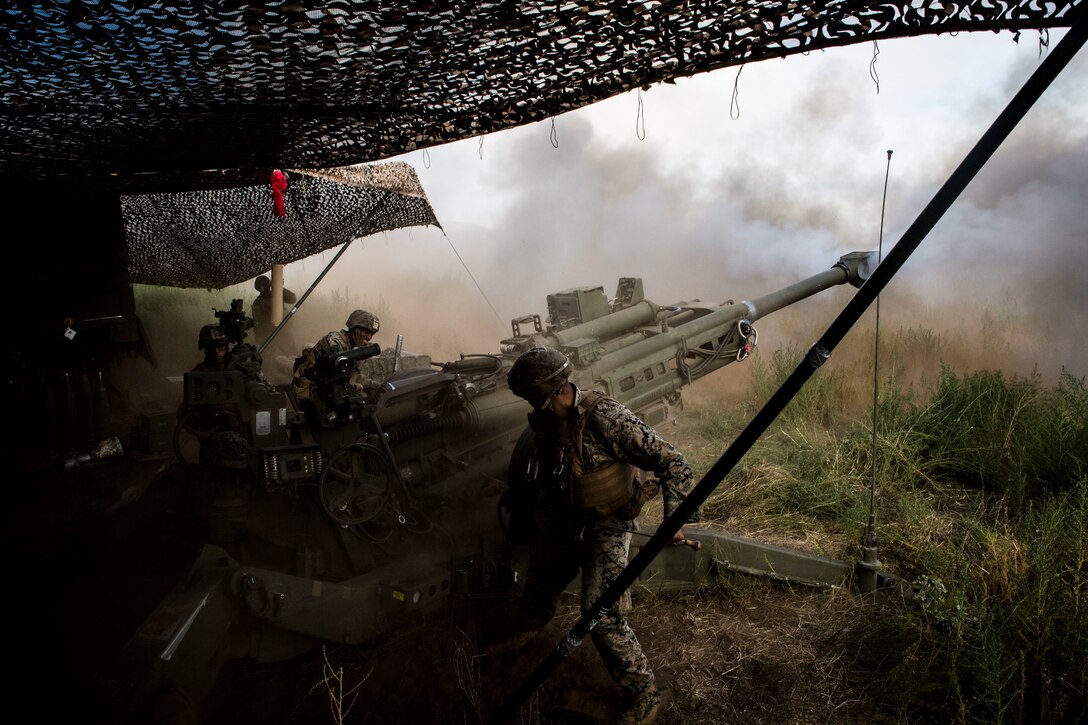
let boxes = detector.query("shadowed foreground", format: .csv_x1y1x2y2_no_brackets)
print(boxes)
202,575,907,724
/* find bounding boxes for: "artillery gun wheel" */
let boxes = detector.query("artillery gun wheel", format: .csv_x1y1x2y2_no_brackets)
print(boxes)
319,442,400,528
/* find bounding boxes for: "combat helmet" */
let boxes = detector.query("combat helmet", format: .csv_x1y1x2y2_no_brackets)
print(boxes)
507,346,572,408
198,324,228,351
344,309,380,334
254,275,271,293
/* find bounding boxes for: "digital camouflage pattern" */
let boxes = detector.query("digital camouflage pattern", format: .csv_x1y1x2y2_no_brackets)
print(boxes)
344,309,380,333
574,390,694,520
293,329,381,399
519,383,696,697
521,513,655,695
529,385,696,521
313,329,352,359
197,324,227,351
506,346,572,407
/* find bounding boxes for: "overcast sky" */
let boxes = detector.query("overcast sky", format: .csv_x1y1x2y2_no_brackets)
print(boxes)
280,28,1087,381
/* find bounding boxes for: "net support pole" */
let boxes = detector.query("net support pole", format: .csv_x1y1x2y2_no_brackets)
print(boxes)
257,241,354,355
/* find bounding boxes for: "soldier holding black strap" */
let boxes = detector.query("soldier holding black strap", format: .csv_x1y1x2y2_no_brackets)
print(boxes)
504,346,698,724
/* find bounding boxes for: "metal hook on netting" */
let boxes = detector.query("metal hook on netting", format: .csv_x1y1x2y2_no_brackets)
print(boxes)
869,40,881,94
730,65,743,120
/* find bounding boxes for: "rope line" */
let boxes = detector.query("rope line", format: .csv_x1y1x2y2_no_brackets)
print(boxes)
442,232,506,329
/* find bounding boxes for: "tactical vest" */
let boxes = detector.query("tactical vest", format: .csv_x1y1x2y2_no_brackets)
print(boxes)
568,391,637,518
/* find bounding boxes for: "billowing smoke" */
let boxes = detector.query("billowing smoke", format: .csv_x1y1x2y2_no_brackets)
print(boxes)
260,31,1086,386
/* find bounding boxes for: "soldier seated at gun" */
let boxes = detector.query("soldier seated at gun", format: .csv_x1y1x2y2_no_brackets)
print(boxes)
182,319,262,467
192,301,268,384
292,309,382,404
192,324,230,372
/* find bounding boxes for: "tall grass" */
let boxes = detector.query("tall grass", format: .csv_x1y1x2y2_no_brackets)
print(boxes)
683,336,1088,723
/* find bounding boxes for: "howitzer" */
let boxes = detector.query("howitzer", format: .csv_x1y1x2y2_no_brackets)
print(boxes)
99,251,878,723
502,251,876,427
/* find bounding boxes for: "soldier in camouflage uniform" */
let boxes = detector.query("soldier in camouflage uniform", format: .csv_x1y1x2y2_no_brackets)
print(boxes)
192,325,230,372
292,309,381,400
250,274,298,340
192,323,269,384
505,346,698,724
185,325,256,465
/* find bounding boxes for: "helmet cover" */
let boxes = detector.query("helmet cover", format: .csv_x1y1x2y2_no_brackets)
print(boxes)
344,309,380,334
507,346,572,407
198,324,227,350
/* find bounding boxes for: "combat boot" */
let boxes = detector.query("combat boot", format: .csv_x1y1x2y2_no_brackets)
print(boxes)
615,684,661,724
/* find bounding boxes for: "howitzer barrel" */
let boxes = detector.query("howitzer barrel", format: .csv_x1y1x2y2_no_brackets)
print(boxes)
584,253,875,412
742,264,858,321
552,300,661,348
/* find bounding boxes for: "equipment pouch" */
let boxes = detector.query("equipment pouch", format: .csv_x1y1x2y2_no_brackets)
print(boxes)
571,461,636,518
613,476,660,521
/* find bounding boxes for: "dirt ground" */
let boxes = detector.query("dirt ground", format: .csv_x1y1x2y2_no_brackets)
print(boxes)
196,577,909,725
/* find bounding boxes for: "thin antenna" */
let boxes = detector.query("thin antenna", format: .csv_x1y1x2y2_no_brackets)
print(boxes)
859,148,892,592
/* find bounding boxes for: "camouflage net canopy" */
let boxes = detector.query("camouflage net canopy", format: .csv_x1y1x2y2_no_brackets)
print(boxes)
121,162,439,289
2,1,1083,193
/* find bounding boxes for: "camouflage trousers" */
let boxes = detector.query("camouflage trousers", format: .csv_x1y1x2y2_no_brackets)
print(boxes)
520,508,655,695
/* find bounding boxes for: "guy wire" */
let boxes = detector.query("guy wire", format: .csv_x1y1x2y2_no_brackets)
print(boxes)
443,231,506,329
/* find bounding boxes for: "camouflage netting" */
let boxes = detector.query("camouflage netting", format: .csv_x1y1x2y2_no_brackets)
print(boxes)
2,1,1082,192
121,162,439,289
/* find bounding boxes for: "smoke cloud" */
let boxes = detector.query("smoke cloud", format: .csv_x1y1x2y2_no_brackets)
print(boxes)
270,31,1085,386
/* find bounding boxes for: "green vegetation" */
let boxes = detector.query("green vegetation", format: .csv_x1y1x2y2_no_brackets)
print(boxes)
680,344,1087,724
